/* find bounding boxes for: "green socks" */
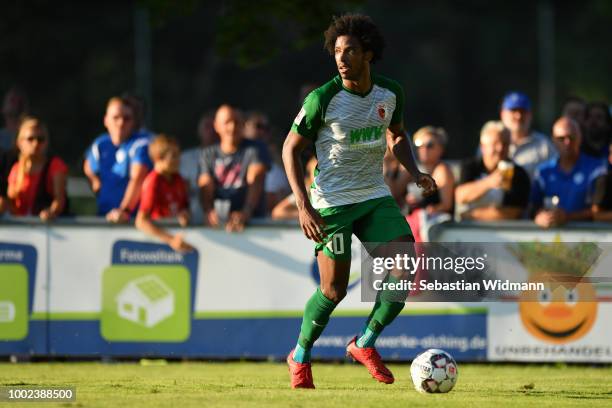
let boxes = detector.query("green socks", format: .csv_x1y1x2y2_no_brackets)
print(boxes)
357,273,407,348
356,300,405,348
368,300,405,328
294,278,405,359
294,288,338,363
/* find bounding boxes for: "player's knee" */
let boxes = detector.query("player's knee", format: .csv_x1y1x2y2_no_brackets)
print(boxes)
321,285,347,303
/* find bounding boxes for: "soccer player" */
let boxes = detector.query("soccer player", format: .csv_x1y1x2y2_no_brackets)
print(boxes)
282,14,436,389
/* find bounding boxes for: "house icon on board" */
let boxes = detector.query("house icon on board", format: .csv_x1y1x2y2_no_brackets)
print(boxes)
116,275,174,328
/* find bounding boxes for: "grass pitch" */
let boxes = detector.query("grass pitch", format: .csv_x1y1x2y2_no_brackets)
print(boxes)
0,361,610,407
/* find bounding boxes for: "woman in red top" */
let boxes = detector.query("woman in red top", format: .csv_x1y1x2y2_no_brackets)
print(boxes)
7,117,67,220
136,134,193,253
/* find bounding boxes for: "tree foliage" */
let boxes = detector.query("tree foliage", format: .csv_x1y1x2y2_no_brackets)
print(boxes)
216,0,363,67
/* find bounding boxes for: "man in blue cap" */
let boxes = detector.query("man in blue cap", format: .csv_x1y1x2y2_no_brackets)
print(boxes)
500,91,557,180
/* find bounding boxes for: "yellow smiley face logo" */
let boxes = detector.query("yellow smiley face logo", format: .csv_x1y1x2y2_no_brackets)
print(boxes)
519,273,597,344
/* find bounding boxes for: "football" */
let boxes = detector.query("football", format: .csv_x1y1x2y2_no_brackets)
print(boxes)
410,349,458,393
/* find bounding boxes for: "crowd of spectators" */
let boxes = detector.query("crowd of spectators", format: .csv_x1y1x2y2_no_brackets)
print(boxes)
0,86,611,247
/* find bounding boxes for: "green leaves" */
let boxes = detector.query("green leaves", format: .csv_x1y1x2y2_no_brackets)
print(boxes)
213,0,364,68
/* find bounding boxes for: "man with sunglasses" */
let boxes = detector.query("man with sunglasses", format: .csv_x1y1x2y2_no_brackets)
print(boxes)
531,116,607,228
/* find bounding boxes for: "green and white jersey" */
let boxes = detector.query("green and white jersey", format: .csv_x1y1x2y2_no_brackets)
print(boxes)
291,74,404,209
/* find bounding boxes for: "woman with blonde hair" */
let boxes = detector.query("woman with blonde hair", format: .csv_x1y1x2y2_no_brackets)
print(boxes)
405,126,454,213
401,126,454,241
7,116,68,220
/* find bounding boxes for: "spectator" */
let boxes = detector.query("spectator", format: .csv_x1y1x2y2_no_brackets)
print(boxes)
0,125,20,214
0,86,29,150
500,91,557,180
83,96,152,223
245,111,290,212
7,116,67,220
456,121,530,220
136,135,193,253
241,112,273,169
592,141,612,221
561,96,587,129
198,104,267,232
271,155,317,220
244,111,270,141
401,126,455,241
0,147,18,214
179,111,218,224
122,92,154,138
196,112,220,147
582,101,612,159
532,117,606,228
405,126,454,215
263,139,290,213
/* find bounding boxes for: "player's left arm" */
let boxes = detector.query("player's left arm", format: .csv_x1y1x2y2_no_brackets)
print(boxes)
386,123,437,196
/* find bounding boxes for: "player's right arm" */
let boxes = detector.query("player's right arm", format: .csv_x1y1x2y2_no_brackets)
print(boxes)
282,131,326,243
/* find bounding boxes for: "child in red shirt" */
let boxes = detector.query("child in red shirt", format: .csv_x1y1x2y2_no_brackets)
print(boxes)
136,134,193,253
7,117,68,219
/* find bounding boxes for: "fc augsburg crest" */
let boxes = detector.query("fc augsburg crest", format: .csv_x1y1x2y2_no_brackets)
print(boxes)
377,103,386,119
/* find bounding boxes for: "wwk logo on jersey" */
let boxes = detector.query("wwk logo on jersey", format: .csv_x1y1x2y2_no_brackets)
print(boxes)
349,125,385,144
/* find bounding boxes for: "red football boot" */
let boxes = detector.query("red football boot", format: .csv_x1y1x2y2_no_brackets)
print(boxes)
346,336,394,384
287,349,315,389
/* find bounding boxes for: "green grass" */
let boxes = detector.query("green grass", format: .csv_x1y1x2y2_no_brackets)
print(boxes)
0,361,610,407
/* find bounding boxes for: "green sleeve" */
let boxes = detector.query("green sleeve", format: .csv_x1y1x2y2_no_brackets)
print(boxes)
291,91,323,140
